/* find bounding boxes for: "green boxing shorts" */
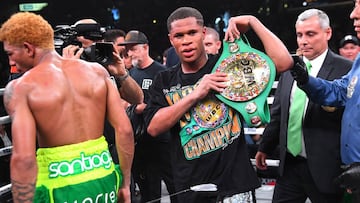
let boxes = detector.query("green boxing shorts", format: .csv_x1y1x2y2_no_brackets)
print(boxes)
34,136,122,203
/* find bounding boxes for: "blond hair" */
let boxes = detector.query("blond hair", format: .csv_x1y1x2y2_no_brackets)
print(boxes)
0,12,54,50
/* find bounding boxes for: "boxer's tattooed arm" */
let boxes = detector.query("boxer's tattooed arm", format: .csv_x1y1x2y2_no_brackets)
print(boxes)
11,179,35,203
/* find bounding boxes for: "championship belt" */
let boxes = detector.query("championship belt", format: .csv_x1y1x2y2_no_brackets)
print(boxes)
179,94,230,147
212,36,276,127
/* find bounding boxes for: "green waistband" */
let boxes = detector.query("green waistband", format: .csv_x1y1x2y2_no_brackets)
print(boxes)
36,136,115,188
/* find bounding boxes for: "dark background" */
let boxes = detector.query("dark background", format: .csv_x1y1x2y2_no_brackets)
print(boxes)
0,0,356,86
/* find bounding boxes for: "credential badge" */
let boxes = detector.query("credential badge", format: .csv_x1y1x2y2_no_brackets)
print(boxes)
347,76,358,98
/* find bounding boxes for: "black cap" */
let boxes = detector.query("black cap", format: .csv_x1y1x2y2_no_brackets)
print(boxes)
119,30,148,45
340,35,360,48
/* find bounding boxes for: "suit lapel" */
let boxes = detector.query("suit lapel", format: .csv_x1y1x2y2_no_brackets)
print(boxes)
281,71,294,110
316,51,335,79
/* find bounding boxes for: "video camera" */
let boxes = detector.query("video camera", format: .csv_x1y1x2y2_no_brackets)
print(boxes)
82,42,115,67
54,23,115,67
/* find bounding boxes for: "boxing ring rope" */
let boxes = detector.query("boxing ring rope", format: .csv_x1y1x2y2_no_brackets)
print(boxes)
0,115,10,126
0,184,11,197
0,88,11,157
0,88,11,197
0,88,12,158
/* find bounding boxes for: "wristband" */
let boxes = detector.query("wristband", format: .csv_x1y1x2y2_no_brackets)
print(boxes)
116,69,129,81
115,69,129,87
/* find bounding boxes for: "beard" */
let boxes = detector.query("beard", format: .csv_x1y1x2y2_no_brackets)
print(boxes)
131,58,140,67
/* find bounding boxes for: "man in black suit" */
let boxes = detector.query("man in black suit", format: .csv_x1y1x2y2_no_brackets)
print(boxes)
255,8,353,202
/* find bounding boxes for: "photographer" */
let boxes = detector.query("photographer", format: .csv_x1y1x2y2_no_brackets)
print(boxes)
104,29,133,70
61,18,143,105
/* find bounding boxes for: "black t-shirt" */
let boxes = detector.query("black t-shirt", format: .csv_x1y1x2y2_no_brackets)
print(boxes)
143,55,260,202
129,61,166,103
130,61,169,143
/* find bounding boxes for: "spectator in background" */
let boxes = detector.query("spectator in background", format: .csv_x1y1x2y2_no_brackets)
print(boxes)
162,47,170,65
119,30,177,203
103,28,127,56
255,8,352,202
123,51,134,70
339,34,360,61
164,46,179,68
204,26,222,54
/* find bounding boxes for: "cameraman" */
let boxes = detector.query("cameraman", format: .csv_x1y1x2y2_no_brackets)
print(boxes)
62,19,143,105
103,29,126,56
103,29,133,70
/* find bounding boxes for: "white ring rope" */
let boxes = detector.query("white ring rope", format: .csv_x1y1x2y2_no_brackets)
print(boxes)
0,115,10,125
0,146,12,157
0,183,11,196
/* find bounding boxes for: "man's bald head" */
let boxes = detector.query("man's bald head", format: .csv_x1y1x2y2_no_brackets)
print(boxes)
73,18,102,47
74,18,98,26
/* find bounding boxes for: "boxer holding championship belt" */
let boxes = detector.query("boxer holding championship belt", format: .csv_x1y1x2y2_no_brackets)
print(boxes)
212,36,276,127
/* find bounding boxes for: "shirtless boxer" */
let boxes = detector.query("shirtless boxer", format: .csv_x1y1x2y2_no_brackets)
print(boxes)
0,12,134,203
